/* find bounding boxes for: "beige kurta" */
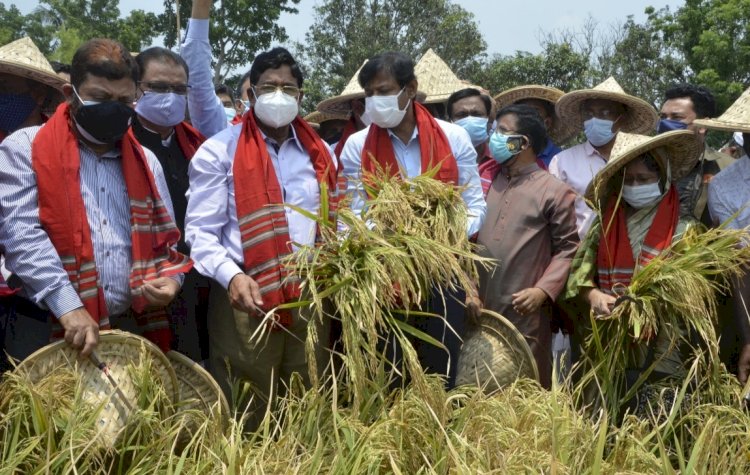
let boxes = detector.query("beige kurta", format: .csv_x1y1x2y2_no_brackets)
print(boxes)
477,163,580,387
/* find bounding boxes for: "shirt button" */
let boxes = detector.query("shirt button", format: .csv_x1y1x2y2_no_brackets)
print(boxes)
105,251,111,257
102,219,108,225
104,285,109,291
100,187,105,192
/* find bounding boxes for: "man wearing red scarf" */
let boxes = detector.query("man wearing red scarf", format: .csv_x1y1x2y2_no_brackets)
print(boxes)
0,39,191,362
339,52,486,386
185,46,338,430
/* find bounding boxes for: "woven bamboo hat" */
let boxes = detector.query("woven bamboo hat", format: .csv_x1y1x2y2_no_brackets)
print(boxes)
304,110,348,125
317,61,368,117
16,330,178,446
693,85,750,133
455,309,539,393
556,77,658,135
494,85,578,143
167,350,230,417
414,48,466,104
584,130,703,203
0,37,66,92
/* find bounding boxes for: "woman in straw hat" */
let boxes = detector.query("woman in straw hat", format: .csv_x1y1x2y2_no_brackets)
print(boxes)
564,130,702,384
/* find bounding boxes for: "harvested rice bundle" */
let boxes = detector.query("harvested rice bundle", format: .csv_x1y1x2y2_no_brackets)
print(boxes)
287,170,490,408
579,224,750,418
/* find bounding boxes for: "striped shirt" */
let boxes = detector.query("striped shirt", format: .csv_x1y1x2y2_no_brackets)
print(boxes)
0,125,178,318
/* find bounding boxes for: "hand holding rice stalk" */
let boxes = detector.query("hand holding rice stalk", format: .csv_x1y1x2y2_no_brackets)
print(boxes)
285,166,492,408
581,223,750,418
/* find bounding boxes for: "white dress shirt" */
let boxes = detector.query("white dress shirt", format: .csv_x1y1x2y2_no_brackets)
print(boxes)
548,141,607,240
185,122,337,290
708,156,750,230
338,120,486,236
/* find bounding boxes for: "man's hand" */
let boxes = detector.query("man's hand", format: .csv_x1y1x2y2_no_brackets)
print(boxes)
738,343,750,386
228,273,264,314
142,277,181,307
465,287,482,326
585,288,617,317
511,288,547,315
191,0,211,19
58,308,99,357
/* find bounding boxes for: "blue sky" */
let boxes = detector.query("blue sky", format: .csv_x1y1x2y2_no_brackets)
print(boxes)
20,0,682,55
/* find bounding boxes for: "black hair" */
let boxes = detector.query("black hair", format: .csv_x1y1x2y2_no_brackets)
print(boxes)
49,60,71,75
71,39,139,89
214,83,235,103
236,70,252,98
496,104,548,155
135,46,189,81
664,83,716,119
446,88,492,120
249,47,303,88
516,97,555,119
358,51,416,89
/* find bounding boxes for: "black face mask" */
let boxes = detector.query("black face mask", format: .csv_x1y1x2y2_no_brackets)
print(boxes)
74,98,134,144
324,131,343,145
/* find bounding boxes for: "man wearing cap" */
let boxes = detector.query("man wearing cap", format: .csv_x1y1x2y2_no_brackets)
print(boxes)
658,84,734,226
184,45,337,429
340,51,485,384
473,104,579,388
0,36,68,370
131,46,210,362
695,86,750,385
0,38,191,361
549,78,659,240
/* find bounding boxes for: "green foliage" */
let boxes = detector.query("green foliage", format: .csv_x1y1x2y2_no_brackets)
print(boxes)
0,0,159,59
158,0,300,83
298,0,487,114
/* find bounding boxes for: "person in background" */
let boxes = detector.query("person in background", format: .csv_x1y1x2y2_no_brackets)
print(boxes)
549,78,659,241
215,83,241,125
49,60,71,83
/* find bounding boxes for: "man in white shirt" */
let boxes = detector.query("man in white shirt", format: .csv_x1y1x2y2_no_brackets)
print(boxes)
185,46,337,429
339,52,485,386
549,78,659,240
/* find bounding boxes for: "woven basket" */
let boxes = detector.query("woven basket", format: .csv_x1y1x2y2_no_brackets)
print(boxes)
16,330,178,446
167,350,230,417
455,309,539,393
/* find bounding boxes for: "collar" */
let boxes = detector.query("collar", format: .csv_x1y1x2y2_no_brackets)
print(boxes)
387,124,419,145
583,140,607,159
135,118,175,148
506,161,541,178
259,122,303,151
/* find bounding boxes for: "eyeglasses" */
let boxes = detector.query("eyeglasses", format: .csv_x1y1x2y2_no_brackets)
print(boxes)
138,81,191,95
253,84,301,98
72,86,135,106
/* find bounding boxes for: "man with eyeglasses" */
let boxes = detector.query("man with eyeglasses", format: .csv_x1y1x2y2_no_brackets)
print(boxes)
0,39,192,362
131,47,210,363
549,78,659,240
185,45,337,430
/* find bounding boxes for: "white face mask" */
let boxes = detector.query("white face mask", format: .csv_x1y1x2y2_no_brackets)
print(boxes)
253,89,299,128
365,87,410,129
622,182,662,209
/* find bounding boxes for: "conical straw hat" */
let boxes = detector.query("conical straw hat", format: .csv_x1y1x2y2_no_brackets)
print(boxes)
0,37,66,91
414,48,466,104
494,84,578,143
584,130,702,204
317,60,368,117
555,77,658,135
304,110,347,124
693,85,750,133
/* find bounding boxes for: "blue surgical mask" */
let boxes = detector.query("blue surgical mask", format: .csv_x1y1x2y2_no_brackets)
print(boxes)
584,117,616,147
0,92,37,133
656,118,688,134
224,107,236,122
489,132,524,164
455,116,489,147
135,91,186,127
